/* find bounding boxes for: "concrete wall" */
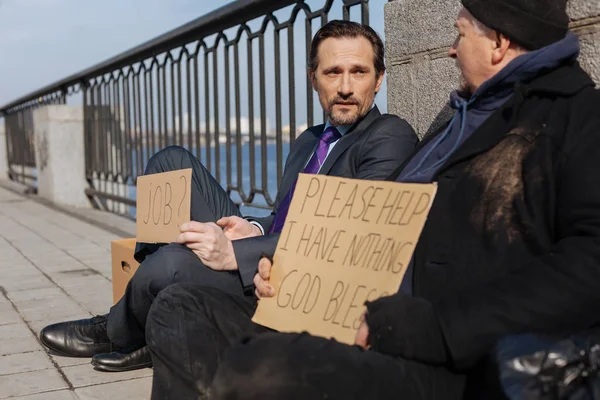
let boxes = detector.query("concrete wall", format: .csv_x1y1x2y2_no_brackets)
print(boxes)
385,0,600,138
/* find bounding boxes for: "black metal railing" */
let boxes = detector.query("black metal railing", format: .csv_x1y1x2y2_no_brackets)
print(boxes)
3,92,66,186
0,0,371,217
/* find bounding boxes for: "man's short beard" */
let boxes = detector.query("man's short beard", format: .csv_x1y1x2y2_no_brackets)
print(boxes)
327,97,365,126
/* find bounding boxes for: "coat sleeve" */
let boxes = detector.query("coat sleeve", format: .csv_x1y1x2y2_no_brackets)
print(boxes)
435,115,600,370
354,116,418,181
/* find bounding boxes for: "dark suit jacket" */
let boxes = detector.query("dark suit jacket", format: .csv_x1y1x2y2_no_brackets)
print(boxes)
232,106,418,291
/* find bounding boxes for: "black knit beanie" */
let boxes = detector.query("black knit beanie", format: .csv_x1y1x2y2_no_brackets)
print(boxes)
461,0,570,50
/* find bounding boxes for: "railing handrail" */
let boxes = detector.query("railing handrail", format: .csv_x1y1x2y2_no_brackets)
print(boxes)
0,0,297,115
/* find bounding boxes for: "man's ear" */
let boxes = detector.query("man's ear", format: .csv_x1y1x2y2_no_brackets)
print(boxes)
309,70,318,91
375,70,385,94
491,32,511,65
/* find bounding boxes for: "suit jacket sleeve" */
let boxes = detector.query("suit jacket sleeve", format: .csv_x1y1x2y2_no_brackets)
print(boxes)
434,113,600,370
232,233,280,290
244,214,275,234
354,115,418,180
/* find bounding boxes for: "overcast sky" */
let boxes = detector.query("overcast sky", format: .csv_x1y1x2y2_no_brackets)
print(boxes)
0,0,388,117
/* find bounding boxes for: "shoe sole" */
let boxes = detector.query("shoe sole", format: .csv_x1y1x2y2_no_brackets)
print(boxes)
91,361,153,372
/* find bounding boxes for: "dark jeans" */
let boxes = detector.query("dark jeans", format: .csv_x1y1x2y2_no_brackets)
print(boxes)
106,146,251,348
146,283,466,400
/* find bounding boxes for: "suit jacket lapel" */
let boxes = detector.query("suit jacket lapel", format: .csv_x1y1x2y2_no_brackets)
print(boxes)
319,106,382,176
276,125,321,200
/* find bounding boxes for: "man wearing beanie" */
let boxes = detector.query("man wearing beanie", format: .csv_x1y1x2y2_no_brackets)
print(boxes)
149,1,600,399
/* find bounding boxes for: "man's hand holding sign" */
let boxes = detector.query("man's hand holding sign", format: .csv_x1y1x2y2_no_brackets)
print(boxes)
136,168,262,270
252,173,437,345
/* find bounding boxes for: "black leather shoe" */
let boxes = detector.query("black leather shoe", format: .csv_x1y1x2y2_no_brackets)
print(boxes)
91,345,153,372
40,314,112,357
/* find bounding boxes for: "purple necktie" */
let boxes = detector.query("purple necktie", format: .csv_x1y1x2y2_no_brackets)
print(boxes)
269,126,342,234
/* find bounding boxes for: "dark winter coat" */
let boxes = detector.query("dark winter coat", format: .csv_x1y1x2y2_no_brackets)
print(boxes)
366,61,600,398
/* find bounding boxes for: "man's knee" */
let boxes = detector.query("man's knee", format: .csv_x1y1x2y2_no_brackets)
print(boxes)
131,243,199,293
146,283,219,347
145,145,194,174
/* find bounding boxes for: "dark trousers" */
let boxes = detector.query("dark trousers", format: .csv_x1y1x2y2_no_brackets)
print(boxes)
146,283,466,400
106,146,252,348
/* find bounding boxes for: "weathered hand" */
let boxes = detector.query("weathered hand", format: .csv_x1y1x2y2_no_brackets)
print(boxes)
177,221,238,271
253,256,275,299
354,313,370,349
216,216,262,240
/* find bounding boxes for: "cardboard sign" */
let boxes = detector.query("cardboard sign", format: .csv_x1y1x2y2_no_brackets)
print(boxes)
252,174,437,344
136,168,192,243
111,238,140,304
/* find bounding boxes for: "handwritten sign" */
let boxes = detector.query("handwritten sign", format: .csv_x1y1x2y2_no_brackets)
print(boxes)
136,168,192,243
252,174,437,344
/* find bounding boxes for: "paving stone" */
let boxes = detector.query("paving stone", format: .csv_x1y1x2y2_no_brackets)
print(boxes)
7,288,65,303
0,351,54,375
53,275,111,290
10,390,78,400
75,377,152,400
0,369,68,398
62,363,153,388
50,354,91,368
2,276,56,292
0,323,33,339
0,336,42,356
0,303,22,326
15,296,87,323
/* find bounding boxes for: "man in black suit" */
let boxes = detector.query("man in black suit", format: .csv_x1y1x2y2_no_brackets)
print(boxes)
39,20,417,373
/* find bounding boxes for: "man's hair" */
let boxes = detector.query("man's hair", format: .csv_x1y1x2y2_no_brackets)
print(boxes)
308,20,385,77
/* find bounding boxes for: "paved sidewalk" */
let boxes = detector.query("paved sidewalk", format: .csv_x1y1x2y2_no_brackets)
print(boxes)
0,186,152,399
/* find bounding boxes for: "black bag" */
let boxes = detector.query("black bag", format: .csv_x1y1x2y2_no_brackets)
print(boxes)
496,329,600,400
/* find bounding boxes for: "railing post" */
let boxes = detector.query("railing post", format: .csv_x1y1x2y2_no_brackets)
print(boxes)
0,122,7,180
32,105,90,208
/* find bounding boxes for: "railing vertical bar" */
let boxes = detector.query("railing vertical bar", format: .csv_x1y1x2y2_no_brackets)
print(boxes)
258,33,268,201
149,65,156,158
274,26,283,193
233,40,245,202
305,17,313,128
287,25,296,143
224,44,232,193
156,64,164,151
204,51,211,172
247,36,256,201
193,52,201,160
186,56,193,152
176,57,184,146
144,68,152,165
161,62,168,150
135,70,144,177
171,58,177,147
106,80,114,181
213,45,221,183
